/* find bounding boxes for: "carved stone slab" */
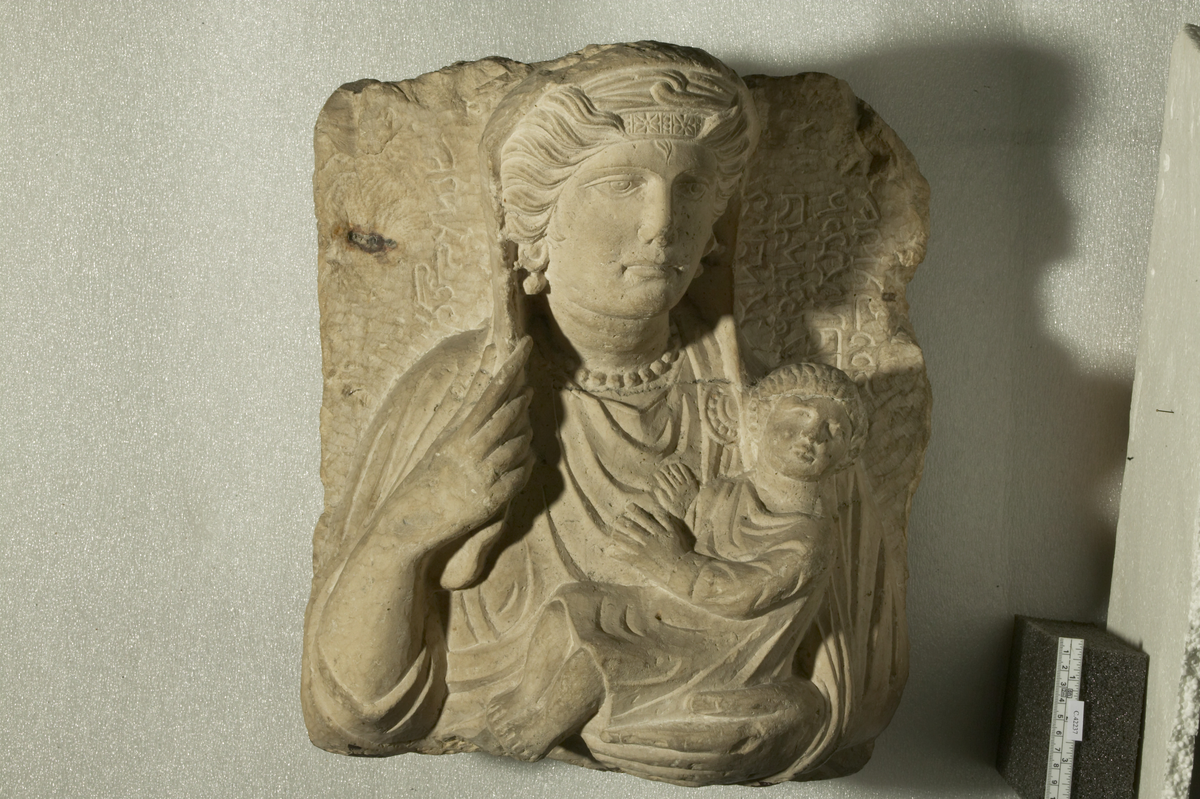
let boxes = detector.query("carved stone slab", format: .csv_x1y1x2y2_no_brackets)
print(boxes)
304,42,930,786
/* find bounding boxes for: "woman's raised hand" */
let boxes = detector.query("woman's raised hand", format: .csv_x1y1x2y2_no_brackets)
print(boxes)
387,337,535,552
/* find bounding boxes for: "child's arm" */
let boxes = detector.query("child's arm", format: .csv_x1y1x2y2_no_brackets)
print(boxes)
611,504,831,619
667,530,828,618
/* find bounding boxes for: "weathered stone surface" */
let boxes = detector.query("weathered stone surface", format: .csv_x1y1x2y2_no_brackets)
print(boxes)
303,42,930,786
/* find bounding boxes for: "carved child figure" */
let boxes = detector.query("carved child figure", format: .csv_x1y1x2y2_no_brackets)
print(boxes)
486,363,868,763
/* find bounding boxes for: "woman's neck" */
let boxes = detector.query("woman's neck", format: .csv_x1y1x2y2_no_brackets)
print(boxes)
543,295,672,374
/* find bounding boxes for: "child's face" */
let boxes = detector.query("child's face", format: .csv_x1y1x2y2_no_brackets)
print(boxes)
760,395,851,480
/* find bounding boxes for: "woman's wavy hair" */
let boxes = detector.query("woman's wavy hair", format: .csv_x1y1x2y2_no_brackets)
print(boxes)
495,44,759,294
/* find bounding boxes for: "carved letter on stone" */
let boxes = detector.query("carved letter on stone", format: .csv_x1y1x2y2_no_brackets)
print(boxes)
303,42,931,786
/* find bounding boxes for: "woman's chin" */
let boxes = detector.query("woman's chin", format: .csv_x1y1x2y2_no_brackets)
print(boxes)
612,282,688,318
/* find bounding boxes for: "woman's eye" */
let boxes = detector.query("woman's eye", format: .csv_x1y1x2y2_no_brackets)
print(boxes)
676,181,707,199
591,178,640,195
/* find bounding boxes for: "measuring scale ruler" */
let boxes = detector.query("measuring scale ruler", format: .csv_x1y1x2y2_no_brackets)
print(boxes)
1044,637,1085,799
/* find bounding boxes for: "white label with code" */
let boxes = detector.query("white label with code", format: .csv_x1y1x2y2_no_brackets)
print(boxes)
1065,699,1084,742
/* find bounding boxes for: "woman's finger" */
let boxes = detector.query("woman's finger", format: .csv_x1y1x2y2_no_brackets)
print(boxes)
627,504,667,534
610,526,642,550
463,336,532,432
443,342,497,433
647,503,675,530
490,454,534,500
472,389,532,449
613,513,652,539
485,432,532,471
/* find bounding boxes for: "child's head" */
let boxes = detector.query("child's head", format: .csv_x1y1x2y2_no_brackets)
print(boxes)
747,363,867,480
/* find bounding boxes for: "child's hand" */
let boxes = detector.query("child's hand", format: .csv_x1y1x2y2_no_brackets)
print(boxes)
611,502,689,569
650,460,698,518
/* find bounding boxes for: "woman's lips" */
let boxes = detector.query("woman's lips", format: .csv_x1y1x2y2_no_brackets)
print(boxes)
623,263,683,279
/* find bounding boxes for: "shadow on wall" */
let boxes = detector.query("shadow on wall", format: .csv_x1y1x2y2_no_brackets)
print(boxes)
731,38,1136,795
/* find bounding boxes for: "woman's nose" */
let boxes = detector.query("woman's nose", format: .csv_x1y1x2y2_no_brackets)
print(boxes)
637,181,675,246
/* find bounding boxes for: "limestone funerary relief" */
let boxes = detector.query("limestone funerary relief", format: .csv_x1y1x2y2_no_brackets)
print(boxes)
303,42,930,786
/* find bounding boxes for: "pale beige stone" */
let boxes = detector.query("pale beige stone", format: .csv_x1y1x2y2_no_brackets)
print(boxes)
302,41,930,786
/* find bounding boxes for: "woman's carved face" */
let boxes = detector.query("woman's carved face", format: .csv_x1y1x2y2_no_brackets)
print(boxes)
543,139,721,320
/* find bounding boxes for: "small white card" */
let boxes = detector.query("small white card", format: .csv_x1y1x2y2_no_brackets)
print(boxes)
1065,699,1085,742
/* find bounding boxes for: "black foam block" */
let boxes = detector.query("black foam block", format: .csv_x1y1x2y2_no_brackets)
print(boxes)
996,616,1148,799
